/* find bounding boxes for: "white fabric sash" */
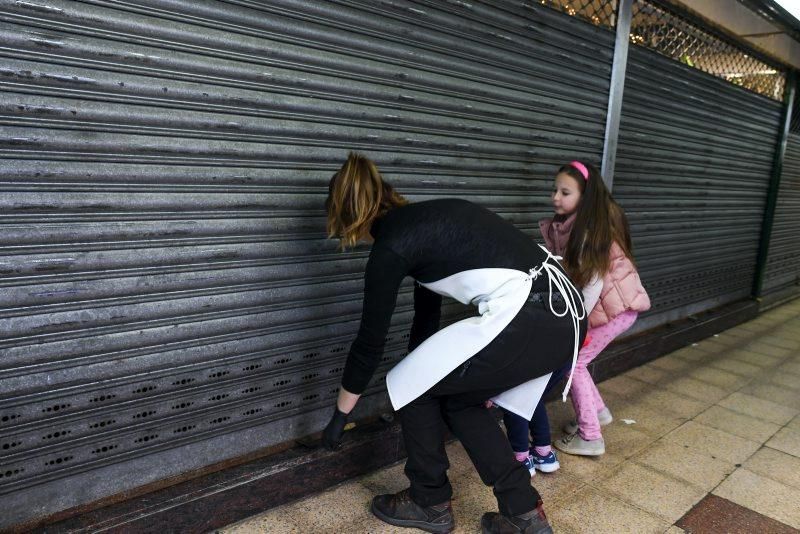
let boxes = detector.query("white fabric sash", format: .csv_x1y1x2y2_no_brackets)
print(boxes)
386,268,532,415
385,246,585,420
489,373,552,421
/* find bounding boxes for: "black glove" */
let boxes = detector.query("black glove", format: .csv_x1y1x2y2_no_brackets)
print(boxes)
321,407,349,451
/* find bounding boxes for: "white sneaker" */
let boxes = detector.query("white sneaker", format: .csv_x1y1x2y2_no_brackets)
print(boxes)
562,406,613,435
554,433,605,456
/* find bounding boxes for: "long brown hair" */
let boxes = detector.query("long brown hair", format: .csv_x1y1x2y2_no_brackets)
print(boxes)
560,162,634,287
326,152,408,249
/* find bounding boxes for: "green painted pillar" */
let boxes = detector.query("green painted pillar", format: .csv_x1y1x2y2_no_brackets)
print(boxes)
753,70,797,299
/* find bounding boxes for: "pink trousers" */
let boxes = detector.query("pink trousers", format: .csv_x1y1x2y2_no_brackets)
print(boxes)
570,311,638,440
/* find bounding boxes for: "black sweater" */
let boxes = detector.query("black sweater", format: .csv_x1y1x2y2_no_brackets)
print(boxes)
341,198,551,394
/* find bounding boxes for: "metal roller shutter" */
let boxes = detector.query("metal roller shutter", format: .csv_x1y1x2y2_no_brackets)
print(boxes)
613,44,783,331
0,0,614,524
763,130,800,300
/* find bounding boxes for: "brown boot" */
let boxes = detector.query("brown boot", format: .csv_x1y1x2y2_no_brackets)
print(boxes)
480,500,553,534
371,488,455,533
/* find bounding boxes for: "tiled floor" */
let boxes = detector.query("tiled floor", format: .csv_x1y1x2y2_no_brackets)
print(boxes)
221,299,800,533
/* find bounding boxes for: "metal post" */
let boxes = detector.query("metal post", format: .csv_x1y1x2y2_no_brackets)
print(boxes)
753,70,796,299
601,0,633,192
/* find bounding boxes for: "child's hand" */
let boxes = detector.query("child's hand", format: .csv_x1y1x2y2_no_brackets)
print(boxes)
484,399,495,409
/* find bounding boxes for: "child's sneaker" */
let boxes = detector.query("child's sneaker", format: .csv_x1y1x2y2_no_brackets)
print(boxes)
521,455,537,477
554,433,605,456
562,406,613,434
528,450,560,473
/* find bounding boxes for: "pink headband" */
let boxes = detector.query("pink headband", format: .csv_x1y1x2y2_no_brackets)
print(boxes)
569,161,589,181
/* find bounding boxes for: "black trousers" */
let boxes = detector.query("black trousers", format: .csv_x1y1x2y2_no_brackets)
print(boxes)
397,292,587,516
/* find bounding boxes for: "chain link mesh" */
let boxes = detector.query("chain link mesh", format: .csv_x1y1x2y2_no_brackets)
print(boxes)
630,0,785,101
537,0,785,100
536,0,617,29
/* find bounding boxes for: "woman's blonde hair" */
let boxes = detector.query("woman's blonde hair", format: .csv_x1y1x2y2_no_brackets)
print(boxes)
326,152,408,249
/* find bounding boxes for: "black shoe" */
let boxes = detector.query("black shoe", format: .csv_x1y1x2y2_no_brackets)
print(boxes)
371,488,455,533
480,500,553,533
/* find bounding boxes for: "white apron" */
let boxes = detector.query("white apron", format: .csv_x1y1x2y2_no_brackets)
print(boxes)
386,245,586,420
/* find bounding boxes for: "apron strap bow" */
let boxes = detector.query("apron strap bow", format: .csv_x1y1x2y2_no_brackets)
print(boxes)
530,245,586,402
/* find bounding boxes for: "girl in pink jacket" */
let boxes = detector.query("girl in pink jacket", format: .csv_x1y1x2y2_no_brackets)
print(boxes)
541,161,650,456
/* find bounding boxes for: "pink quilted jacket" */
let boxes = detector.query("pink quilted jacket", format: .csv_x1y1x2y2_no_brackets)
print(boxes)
539,215,650,328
